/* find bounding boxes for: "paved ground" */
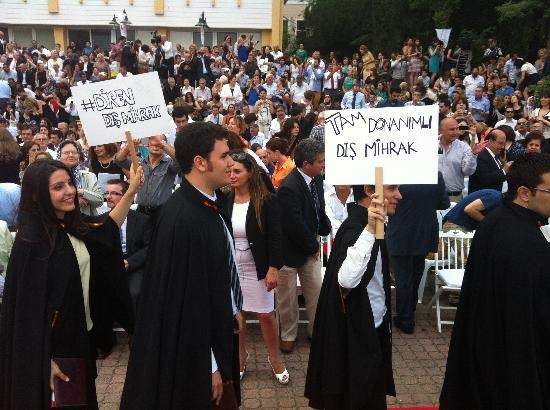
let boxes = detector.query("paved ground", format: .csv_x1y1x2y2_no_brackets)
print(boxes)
97,283,454,409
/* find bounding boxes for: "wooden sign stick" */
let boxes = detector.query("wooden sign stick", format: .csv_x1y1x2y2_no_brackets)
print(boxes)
375,167,385,239
125,130,140,173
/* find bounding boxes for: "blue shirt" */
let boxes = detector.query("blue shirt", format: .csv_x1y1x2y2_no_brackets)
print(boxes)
247,87,260,106
305,66,325,92
443,189,502,229
0,80,11,99
0,183,21,228
468,96,490,121
237,45,249,63
495,86,515,97
341,90,366,109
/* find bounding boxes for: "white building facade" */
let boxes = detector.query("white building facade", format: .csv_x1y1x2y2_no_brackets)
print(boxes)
0,0,283,51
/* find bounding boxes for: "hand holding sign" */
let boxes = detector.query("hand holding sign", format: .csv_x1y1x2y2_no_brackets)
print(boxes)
366,192,387,236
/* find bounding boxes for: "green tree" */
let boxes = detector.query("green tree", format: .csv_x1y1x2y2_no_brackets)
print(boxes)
301,0,547,61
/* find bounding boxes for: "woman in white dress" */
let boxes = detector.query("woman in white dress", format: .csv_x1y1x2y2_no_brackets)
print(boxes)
228,151,289,385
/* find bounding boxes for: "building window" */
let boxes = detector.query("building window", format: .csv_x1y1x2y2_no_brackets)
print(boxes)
12,28,33,48
192,31,213,47
217,32,237,46
35,28,55,49
68,29,90,51
115,30,135,42
91,30,112,53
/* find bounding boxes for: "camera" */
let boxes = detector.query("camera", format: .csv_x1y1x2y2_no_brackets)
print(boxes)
150,31,161,45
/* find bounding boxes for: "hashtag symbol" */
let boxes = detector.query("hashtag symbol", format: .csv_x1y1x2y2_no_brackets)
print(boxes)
81,99,96,112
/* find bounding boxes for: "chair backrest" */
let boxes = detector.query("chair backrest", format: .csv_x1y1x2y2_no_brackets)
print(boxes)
437,202,457,231
435,230,475,270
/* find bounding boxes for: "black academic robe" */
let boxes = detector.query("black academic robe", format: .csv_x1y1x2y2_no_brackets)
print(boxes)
0,213,133,410
439,201,550,410
305,203,395,410
120,177,236,410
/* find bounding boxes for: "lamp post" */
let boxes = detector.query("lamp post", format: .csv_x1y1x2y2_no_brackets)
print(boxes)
194,11,210,46
108,9,132,40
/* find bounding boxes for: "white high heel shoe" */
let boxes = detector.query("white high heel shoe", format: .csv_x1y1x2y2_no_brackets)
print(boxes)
268,356,290,385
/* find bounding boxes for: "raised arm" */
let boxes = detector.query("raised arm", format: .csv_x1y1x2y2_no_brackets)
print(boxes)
109,165,144,227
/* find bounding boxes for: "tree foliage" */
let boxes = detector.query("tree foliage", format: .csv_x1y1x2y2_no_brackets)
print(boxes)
301,0,548,61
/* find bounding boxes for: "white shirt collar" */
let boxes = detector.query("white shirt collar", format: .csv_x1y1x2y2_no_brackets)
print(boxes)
297,167,313,186
193,186,217,202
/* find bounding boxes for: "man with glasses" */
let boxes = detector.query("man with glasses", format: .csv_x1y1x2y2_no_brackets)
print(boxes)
104,179,151,312
515,118,529,140
193,77,212,103
33,133,56,157
495,107,518,129
440,153,550,410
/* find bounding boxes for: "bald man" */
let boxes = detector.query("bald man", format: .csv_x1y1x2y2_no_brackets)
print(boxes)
438,117,487,201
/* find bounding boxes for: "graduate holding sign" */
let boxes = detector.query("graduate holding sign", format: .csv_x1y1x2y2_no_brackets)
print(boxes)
307,105,438,409
305,184,401,409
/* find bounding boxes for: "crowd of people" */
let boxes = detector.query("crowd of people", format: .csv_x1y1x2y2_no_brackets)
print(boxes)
0,31,550,409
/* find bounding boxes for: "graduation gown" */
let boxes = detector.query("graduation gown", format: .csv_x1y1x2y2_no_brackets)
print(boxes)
120,177,236,409
440,201,550,410
305,203,395,410
0,213,133,410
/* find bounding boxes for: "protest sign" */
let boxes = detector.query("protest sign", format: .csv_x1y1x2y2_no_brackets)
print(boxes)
324,105,439,185
70,72,172,146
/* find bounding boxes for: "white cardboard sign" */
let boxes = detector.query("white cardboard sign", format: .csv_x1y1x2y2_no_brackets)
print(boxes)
324,105,439,185
70,72,172,145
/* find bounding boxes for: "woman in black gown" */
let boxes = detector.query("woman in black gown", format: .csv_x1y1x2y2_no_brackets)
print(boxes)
0,159,143,409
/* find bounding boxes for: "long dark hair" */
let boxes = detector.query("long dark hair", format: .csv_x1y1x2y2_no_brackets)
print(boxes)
0,129,20,162
230,150,269,232
18,159,87,253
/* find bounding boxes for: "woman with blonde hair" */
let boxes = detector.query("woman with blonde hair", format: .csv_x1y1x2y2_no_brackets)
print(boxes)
94,53,111,78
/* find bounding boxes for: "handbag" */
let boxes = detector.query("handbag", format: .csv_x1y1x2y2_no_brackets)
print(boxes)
50,311,88,408
52,357,87,408
212,381,238,410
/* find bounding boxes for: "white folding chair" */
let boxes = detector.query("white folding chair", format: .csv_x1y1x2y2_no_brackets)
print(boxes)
417,202,457,303
426,229,474,332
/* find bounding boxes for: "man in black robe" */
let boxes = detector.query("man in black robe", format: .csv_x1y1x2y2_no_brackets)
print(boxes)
440,153,550,410
305,184,402,410
121,122,243,409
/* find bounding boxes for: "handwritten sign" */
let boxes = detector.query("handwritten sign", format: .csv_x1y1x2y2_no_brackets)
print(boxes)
324,105,439,185
70,72,171,146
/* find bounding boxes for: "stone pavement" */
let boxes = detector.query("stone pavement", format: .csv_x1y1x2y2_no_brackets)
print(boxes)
97,288,454,409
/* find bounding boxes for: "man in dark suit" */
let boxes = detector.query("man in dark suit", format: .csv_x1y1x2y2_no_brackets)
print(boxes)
105,179,151,312
16,63,34,90
277,139,331,353
194,47,213,86
386,172,450,333
468,128,513,194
